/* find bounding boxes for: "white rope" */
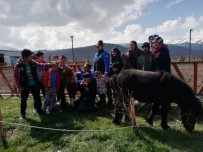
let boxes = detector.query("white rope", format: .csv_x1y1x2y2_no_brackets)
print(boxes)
0,120,182,132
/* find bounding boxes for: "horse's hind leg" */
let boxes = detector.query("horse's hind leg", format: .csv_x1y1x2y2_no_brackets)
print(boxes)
146,102,159,126
160,102,170,130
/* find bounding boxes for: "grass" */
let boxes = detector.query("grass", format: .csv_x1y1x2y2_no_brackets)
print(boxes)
0,96,203,152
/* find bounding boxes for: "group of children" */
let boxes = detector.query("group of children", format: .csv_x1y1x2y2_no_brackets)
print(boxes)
14,49,115,119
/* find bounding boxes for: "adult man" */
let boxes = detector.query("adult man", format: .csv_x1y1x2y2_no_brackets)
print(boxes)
93,40,110,75
14,49,46,119
93,40,112,105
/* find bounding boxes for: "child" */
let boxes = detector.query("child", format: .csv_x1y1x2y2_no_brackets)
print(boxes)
14,49,46,119
94,70,107,107
74,72,97,112
42,62,60,112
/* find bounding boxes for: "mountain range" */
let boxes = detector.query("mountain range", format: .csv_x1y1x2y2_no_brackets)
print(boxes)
37,42,203,61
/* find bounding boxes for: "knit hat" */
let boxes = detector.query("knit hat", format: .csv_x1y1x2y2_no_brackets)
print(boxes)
97,40,103,46
148,34,159,40
21,49,33,58
154,36,164,45
142,42,150,49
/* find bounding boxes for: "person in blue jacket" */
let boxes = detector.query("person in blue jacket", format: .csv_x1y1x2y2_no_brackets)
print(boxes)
93,40,110,75
93,40,113,105
75,63,94,86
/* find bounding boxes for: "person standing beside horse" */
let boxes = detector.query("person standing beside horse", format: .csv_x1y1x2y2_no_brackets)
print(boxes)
151,36,171,73
121,40,142,70
113,41,142,124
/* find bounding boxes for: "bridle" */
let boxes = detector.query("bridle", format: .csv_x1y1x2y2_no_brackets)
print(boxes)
181,108,195,128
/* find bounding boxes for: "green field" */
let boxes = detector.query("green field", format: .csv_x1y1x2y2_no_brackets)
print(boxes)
0,96,203,152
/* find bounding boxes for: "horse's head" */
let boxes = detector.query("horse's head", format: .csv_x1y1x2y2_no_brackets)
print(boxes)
181,96,203,132
181,108,197,132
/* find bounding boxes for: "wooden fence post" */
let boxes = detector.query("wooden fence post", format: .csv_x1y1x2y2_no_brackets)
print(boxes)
0,108,5,137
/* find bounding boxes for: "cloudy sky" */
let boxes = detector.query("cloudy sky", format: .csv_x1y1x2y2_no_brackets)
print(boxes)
0,0,203,50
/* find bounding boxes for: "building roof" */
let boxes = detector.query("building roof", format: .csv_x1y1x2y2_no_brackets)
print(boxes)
0,46,20,51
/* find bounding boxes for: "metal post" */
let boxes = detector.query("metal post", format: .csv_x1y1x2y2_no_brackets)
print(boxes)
189,29,193,62
70,36,74,63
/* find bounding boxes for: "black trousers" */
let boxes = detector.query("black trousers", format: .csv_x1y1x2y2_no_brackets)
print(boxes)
21,85,43,115
34,82,45,109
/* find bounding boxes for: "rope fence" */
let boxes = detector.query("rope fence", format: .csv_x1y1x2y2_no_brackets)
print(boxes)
0,119,183,136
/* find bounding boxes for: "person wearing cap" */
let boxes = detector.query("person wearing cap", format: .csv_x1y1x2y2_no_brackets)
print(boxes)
93,40,110,75
151,36,171,73
137,42,155,71
74,72,97,112
14,49,46,119
93,40,112,105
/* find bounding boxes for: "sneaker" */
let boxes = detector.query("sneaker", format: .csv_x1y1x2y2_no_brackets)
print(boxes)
20,114,26,120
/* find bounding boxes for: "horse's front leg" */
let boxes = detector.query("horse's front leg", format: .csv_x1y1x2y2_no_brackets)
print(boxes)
113,88,123,125
146,102,159,126
160,102,170,130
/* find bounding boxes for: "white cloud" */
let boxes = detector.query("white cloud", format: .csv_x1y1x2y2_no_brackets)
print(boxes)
182,16,198,28
0,0,157,49
0,0,203,50
145,16,199,35
166,0,184,8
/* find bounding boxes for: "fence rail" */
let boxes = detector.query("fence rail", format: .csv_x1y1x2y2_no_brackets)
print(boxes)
0,62,203,95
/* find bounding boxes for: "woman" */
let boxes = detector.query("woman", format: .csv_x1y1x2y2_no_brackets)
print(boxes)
151,37,171,73
121,41,142,70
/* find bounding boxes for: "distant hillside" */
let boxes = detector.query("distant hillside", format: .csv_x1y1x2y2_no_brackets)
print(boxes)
38,43,127,61
36,43,203,61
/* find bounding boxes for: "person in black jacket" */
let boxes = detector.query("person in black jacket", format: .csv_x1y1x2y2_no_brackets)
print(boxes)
151,37,171,73
14,49,46,119
121,41,142,70
137,42,155,71
74,72,97,112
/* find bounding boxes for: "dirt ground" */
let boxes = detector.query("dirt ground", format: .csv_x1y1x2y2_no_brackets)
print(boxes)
0,63,203,94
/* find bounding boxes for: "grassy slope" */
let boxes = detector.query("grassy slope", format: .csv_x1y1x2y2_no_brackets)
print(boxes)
0,96,203,152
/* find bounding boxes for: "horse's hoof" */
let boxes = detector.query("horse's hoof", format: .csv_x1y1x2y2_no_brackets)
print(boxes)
146,118,153,126
113,119,121,125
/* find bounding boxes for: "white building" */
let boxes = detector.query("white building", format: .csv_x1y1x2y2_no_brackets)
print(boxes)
0,46,21,65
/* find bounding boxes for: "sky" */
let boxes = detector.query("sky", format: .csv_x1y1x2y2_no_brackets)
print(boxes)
0,0,203,50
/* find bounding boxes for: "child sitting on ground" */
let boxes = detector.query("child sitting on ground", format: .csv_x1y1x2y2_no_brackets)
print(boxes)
42,62,60,112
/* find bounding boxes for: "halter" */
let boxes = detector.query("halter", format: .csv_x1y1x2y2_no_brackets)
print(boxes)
181,108,195,128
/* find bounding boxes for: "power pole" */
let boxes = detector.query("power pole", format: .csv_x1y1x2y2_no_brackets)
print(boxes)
189,29,193,62
70,36,74,63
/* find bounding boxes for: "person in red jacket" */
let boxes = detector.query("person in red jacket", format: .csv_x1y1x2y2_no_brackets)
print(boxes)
42,62,60,112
